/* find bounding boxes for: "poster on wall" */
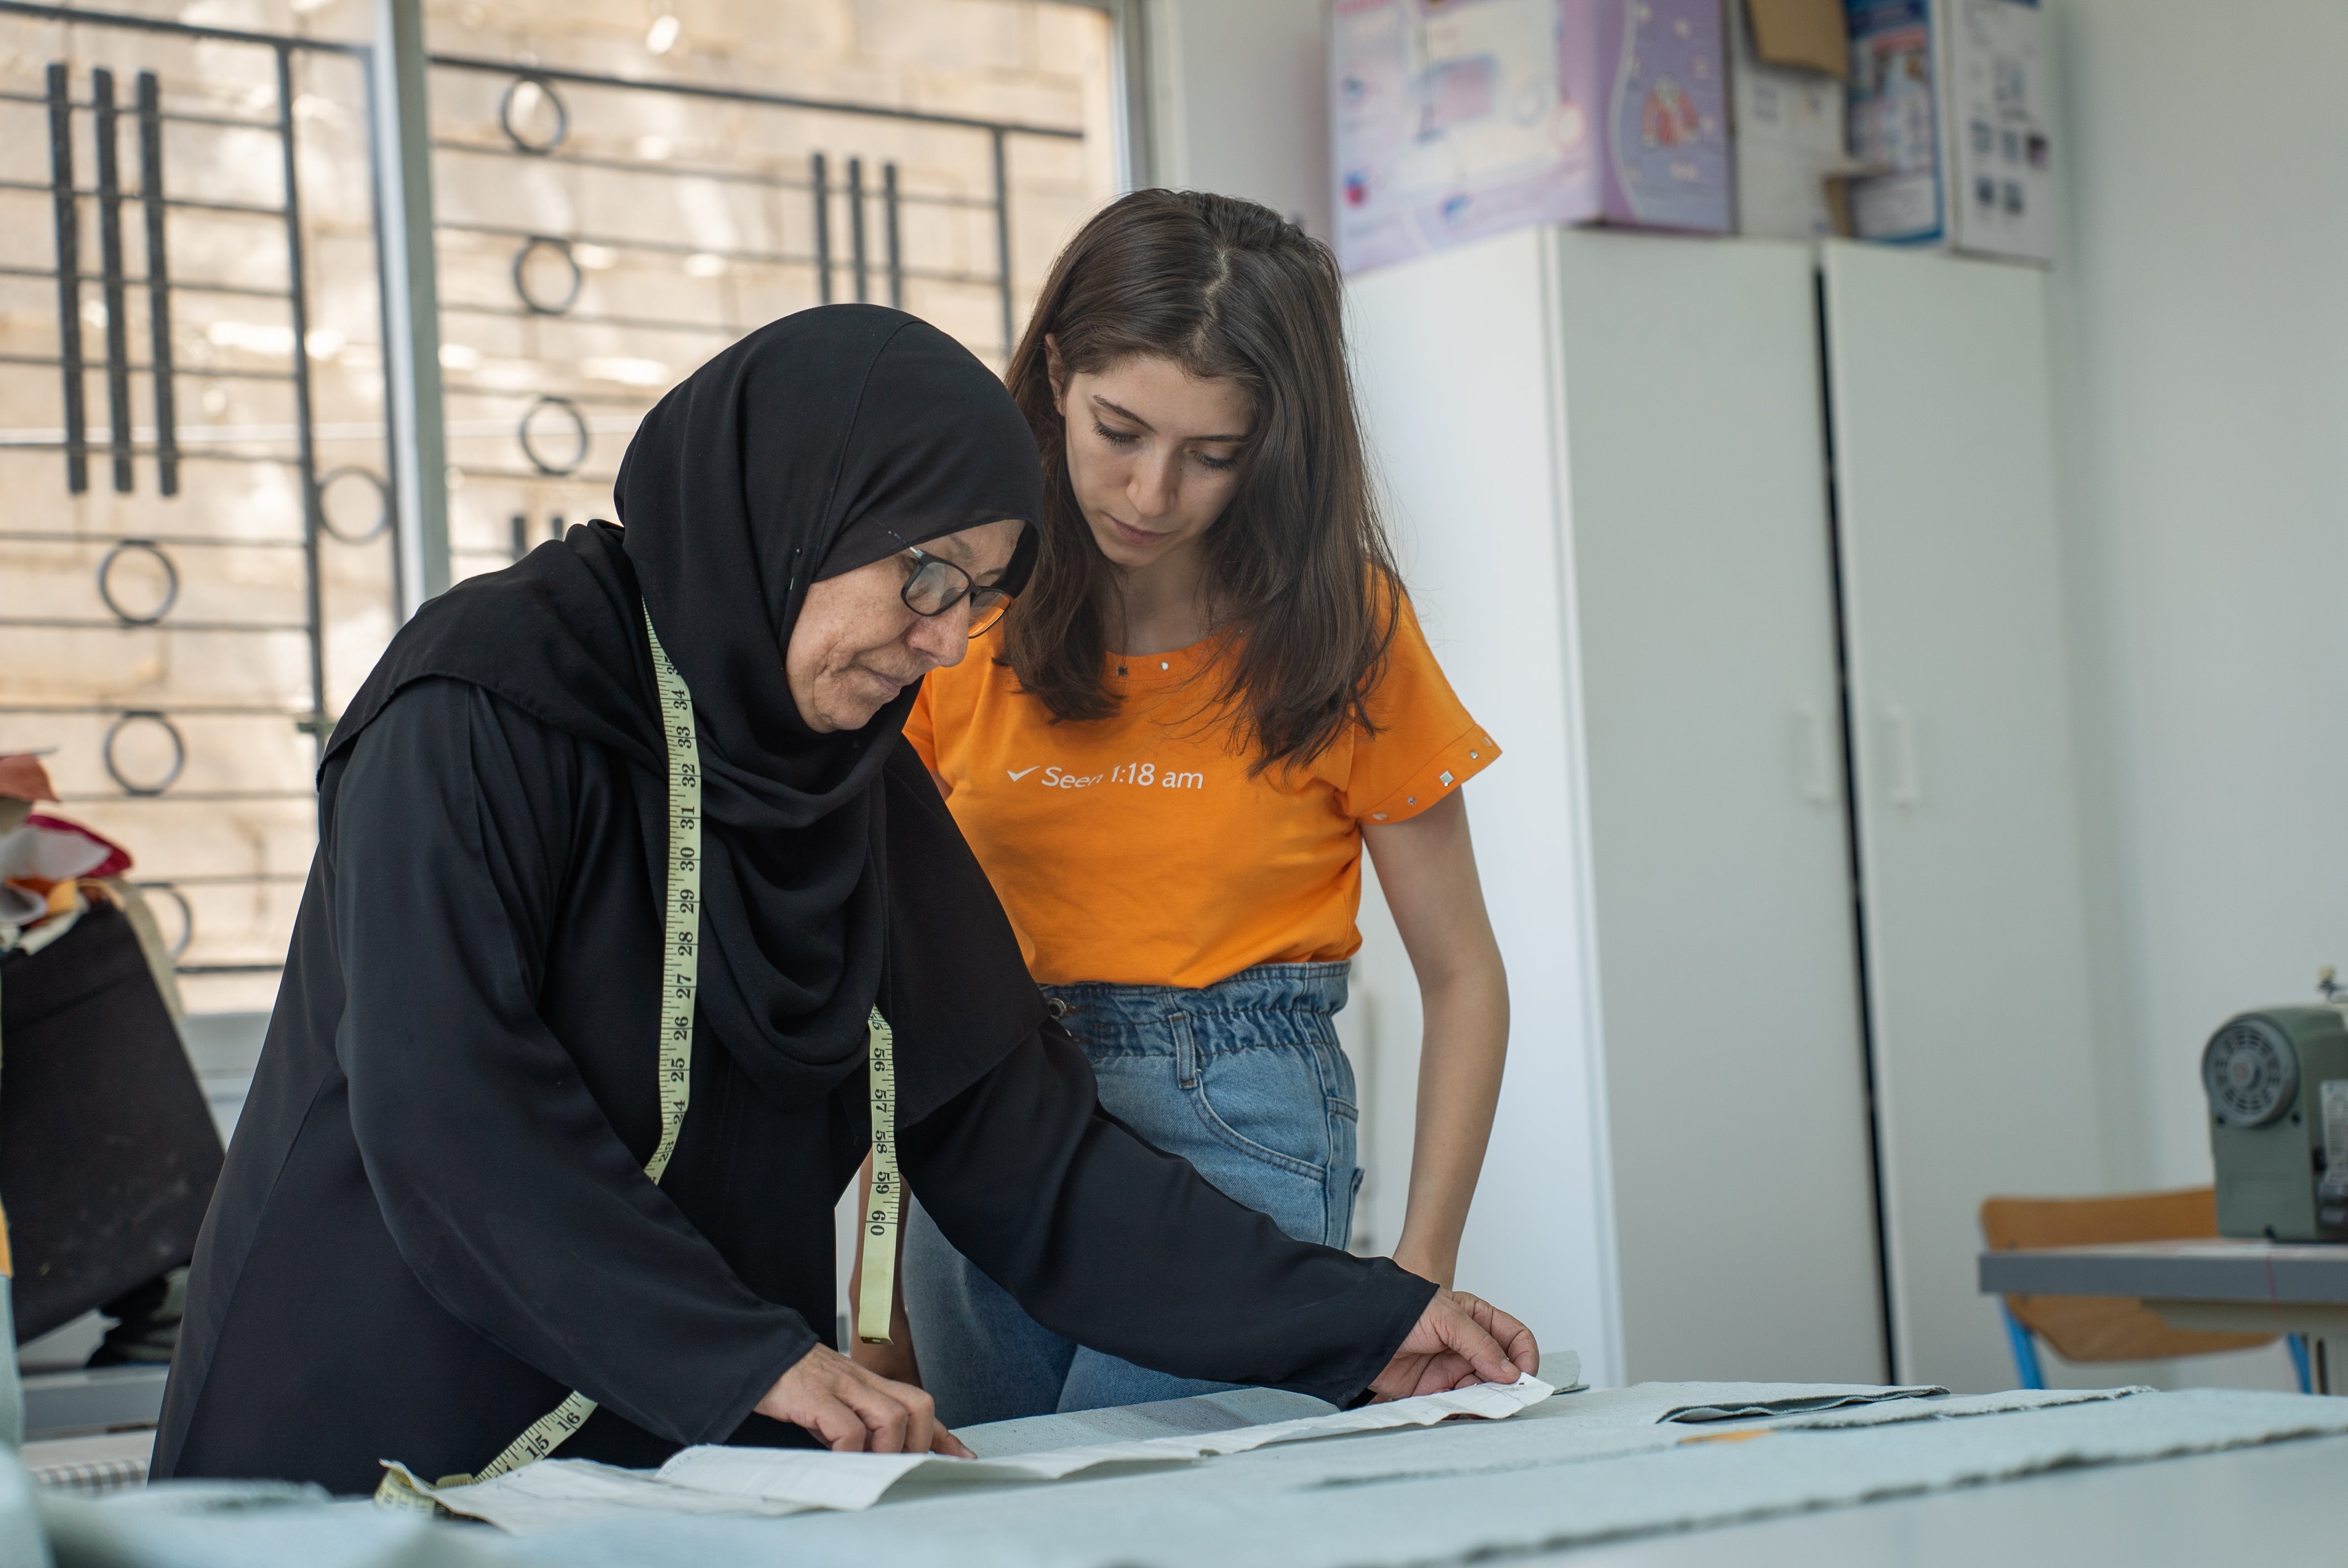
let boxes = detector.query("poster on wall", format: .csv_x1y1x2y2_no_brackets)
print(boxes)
1944,0,2053,261
1844,0,2053,262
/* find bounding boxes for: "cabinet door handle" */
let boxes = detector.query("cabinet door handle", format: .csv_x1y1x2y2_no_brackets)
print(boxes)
1796,703,1836,804
1883,704,1923,807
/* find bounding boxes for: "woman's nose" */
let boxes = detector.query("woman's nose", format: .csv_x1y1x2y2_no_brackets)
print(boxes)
906,605,970,668
1128,451,1177,517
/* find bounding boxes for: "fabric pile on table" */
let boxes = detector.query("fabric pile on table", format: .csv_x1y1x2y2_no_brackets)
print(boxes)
0,752,220,1385
0,755,179,1011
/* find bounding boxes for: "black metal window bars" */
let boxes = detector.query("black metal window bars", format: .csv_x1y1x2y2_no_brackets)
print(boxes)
0,1,1091,979
425,54,1078,521
0,1,397,976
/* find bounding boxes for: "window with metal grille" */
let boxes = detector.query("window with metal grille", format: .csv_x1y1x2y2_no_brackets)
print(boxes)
0,0,1117,1013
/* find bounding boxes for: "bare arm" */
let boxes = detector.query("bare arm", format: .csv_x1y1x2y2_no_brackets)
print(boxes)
846,1153,923,1385
1362,788,1508,1289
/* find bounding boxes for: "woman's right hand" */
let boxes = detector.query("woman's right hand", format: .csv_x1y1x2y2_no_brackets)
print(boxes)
755,1344,972,1456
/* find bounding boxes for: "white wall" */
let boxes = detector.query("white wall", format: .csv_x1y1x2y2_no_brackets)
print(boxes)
2047,0,2348,1195
1146,0,1332,238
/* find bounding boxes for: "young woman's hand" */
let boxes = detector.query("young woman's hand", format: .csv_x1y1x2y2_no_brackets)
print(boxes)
756,1345,972,1456
1368,1289,1539,1401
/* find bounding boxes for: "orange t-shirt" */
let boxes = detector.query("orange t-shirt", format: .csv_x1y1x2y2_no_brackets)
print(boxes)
904,594,1499,989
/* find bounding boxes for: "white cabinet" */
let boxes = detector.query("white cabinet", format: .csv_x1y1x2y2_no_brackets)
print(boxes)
1557,232,1887,1385
1822,241,2107,1392
1347,228,2102,1391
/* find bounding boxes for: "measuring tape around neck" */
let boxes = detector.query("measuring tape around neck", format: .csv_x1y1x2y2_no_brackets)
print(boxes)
379,605,704,1508
380,607,905,1512
380,610,905,1508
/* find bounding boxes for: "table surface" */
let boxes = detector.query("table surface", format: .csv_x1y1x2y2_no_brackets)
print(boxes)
1557,1431,2348,1567
29,1384,2348,1566
1978,1237,2348,1302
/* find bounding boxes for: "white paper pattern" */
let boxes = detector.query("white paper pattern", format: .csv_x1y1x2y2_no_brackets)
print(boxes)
397,1372,1556,1534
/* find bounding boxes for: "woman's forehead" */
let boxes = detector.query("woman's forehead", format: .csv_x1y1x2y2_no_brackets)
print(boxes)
1085,353,1252,436
924,516,1024,571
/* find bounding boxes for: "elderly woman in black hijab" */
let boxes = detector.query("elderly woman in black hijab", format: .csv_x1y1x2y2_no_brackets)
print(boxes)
152,307,1535,1498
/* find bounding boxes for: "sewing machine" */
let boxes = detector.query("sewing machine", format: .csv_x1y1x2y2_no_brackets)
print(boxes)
2202,984,2348,1242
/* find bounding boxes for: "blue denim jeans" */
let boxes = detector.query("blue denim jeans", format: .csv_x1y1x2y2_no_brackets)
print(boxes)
903,962,1361,1427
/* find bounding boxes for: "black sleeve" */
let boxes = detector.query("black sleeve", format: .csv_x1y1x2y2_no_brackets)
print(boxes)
331,680,815,1446
901,1023,1436,1407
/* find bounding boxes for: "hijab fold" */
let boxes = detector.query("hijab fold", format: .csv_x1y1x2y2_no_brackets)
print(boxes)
327,305,1047,1120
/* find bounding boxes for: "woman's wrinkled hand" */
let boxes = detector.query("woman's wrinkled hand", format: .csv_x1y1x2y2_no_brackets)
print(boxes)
1369,1289,1539,1401
755,1344,973,1457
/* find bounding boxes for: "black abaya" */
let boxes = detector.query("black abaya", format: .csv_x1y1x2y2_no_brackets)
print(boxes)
152,307,1435,1494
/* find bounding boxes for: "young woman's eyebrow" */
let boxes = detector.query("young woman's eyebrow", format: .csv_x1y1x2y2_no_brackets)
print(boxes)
1091,394,1248,445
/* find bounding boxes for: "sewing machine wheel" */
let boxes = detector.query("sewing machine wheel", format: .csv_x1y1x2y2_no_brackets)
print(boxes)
2202,1016,2299,1128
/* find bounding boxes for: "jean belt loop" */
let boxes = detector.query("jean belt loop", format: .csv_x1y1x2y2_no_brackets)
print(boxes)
1168,1010,1197,1089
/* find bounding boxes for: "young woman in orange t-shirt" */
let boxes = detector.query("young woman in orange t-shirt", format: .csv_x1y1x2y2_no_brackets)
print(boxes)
858,192,1511,1424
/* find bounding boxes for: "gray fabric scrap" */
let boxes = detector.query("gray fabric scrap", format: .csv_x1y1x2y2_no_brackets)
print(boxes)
1778,1384,2155,1430
1659,1381,1948,1423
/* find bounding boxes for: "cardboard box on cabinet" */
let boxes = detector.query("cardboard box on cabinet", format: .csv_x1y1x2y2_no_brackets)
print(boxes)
1844,0,2054,263
1731,0,1852,240
1332,0,1731,276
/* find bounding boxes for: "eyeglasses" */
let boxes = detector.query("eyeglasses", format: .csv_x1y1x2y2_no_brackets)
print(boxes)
882,527,1014,638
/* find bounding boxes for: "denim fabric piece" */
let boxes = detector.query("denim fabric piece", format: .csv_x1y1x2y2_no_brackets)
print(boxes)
903,963,1361,1428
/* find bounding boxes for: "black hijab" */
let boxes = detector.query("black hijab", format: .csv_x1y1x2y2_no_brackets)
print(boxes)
327,305,1046,1117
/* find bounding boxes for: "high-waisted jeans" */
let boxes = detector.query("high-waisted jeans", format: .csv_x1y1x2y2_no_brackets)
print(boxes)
902,962,1360,1426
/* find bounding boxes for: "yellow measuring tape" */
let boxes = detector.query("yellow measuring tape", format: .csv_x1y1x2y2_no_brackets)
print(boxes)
857,1007,899,1344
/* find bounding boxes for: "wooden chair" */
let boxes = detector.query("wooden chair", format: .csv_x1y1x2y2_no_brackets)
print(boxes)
1980,1186,2311,1391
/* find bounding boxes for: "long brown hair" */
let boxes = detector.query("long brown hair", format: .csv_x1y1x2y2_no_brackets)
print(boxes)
1001,189,1400,773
